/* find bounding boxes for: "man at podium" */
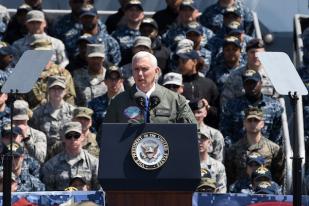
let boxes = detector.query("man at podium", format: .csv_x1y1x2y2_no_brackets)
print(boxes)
104,51,196,124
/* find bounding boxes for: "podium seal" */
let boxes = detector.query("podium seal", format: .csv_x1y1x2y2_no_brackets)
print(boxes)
131,132,169,170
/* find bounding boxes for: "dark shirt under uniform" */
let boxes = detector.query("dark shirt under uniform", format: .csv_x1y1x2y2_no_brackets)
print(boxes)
182,73,219,128
153,6,179,35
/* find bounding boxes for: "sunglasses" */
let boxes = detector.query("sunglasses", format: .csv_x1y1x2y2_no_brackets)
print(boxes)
65,133,81,140
165,84,180,90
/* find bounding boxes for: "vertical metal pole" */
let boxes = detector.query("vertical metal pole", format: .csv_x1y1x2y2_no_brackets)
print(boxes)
290,92,302,206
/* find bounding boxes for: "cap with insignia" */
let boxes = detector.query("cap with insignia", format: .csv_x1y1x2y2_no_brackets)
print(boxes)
125,0,143,11
141,17,158,30
17,3,31,13
245,107,264,120
242,69,262,83
73,107,94,120
246,152,265,166
223,36,241,48
133,36,152,49
63,121,82,135
251,166,272,182
105,65,123,80
246,38,265,51
69,175,87,185
0,46,17,56
163,72,183,86
80,4,98,18
186,22,203,36
47,75,66,89
196,177,217,192
30,38,53,50
26,10,45,23
5,142,24,156
13,100,31,121
87,44,105,58
226,20,241,30
189,99,205,111
1,123,23,138
77,34,97,44
224,7,241,17
180,0,196,10
254,181,276,194
64,186,78,191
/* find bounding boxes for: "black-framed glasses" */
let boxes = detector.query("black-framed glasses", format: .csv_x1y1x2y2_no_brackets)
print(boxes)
65,133,81,140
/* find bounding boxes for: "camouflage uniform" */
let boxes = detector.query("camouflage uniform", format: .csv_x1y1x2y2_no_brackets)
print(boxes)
0,5,10,40
200,156,227,193
83,132,99,158
220,94,283,145
41,149,99,191
88,93,112,131
162,23,214,52
0,106,10,134
17,169,45,192
73,67,107,106
27,63,76,108
22,127,47,164
225,136,284,185
12,33,69,68
207,62,243,93
197,47,212,76
30,101,75,159
221,65,276,105
22,154,41,178
199,122,224,162
112,25,141,65
200,1,253,35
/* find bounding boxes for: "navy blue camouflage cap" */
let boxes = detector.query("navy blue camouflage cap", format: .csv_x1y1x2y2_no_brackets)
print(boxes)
251,166,272,182
17,3,31,13
1,123,23,138
186,22,203,36
224,6,241,17
5,142,25,156
177,50,199,60
246,152,265,166
228,28,244,36
180,0,196,10
254,181,277,194
246,38,265,51
223,36,241,48
80,4,98,18
125,0,143,11
0,46,16,56
242,69,262,83
141,17,158,30
77,34,97,44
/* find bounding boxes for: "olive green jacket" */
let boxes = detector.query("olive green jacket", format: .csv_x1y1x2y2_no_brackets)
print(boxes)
104,84,197,124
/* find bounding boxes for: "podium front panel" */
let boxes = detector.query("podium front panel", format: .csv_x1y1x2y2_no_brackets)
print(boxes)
98,123,200,191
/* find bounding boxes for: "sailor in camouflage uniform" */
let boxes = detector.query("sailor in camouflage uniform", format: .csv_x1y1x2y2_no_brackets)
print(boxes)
30,76,75,160
221,38,275,105
72,107,99,158
41,121,99,191
12,100,47,164
112,0,144,66
225,107,285,185
220,70,283,146
199,126,227,193
26,38,76,107
0,83,10,133
1,142,45,191
200,0,253,35
207,36,243,93
78,5,121,65
73,44,108,106
12,10,69,68
162,0,214,51
88,65,124,131
189,99,224,162
0,4,10,40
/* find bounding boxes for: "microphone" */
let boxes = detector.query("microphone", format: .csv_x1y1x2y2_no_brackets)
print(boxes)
134,91,147,111
149,94,161,111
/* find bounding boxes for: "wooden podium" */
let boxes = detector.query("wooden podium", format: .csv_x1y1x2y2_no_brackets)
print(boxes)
98,124,200,206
